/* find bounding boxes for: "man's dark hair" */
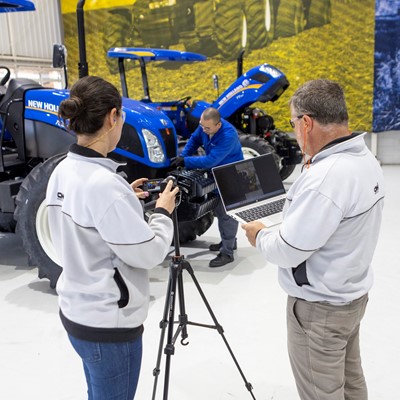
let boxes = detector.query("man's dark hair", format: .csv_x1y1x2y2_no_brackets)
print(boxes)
289,79,349,125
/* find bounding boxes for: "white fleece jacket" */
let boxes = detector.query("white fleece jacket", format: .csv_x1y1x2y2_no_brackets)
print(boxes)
256,132,385,304
46,145,173,334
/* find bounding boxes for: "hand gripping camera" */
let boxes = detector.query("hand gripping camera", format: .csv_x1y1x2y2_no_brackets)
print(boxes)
143,176,181,206
143,170,219,221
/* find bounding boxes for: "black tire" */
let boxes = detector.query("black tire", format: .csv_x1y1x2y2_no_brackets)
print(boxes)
305,0,332,29
214,1,246,61
274,130,300,180
178,212,214,243
239,134,296,180
0,212,16,232
279,163,297,181
14,154,66,289
240,134,280,165
275,0,306,38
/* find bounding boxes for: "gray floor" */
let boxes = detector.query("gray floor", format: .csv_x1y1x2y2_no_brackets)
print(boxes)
0,165,399,400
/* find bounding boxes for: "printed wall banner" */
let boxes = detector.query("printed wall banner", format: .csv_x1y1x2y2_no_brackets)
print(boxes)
372,0,400,132
62,1,387,133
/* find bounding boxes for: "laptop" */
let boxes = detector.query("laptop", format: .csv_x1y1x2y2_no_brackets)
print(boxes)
212,153,286,227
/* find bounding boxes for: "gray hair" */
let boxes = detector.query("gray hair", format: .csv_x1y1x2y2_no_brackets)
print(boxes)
289,79,348,125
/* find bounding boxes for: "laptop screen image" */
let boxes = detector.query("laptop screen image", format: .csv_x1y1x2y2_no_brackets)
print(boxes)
212,153,285,212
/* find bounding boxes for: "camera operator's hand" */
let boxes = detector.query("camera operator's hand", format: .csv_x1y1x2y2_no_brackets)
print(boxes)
156,180,179,214
242,221,267,247
170,156,184,168
130,177,149,199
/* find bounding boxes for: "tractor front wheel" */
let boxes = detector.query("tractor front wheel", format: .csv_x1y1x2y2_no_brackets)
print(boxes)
0,212,16,232
178,212,214,243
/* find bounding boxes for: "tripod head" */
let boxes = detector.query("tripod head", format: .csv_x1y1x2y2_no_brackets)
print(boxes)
159,176,182,257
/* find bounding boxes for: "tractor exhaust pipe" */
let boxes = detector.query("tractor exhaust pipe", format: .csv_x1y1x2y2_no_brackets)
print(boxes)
237,49,245,78
77,0,89,78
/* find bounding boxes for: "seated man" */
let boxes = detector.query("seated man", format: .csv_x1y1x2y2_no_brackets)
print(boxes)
171,107,243,267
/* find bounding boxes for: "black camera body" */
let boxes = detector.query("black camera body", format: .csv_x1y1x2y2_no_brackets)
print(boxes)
160,176,178,192
142,176,178,193
143,170,218,221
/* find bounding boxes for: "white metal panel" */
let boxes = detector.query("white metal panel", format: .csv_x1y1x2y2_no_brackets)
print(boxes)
0,0,63,62
0,13,12,54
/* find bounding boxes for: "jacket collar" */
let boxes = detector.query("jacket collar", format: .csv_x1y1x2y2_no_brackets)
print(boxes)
68,143,126,172
311,131,367,164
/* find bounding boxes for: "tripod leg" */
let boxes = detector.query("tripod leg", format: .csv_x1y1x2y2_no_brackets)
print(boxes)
176,270,189,345
151,270,174,400
162,262,180,400
184,262,257,400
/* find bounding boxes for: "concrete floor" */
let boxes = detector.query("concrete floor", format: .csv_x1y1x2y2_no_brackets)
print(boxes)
0,165,399,400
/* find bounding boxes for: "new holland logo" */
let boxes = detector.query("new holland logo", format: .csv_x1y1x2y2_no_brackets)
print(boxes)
161,119,168,126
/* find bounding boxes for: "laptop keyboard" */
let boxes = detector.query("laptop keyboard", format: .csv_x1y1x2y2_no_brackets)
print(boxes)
236,198,285,222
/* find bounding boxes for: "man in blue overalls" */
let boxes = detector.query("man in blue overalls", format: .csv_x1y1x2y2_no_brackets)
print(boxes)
171,107,243,267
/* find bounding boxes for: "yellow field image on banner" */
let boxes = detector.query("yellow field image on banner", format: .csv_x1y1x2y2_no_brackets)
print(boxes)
62,0,376,132
61,0,135,14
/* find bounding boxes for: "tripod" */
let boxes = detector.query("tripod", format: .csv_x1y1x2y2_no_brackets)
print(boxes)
151,208,257,400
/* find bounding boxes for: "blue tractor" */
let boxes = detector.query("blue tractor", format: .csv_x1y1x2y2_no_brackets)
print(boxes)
0,0,218,288
0,0,301,288
107,46,301,180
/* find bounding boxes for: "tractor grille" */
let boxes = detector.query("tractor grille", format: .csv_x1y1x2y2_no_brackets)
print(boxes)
159,128,176,159
118,125,144,157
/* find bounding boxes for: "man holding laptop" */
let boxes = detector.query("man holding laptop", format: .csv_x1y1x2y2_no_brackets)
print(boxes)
171,107,243,267
242,79,385,400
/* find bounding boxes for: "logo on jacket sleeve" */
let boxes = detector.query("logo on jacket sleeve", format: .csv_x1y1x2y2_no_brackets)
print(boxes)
374,183,379,194
57,192,64,200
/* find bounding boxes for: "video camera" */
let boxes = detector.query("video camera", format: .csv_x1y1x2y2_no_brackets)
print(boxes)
143,176,178,193
143,169,219,221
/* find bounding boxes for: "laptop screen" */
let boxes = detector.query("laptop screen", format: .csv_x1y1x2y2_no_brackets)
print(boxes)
212,153,285,211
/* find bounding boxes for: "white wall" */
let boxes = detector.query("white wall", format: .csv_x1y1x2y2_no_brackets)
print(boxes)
0,0,62,63
369,131,400,164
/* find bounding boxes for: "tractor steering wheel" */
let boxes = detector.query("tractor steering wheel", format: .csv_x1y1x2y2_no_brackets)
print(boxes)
172,96,191,107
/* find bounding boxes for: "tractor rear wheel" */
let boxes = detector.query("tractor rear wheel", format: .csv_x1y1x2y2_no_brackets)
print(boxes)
14,154,65,289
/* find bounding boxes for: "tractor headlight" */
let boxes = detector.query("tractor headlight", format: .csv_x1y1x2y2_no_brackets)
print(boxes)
142,129,166,163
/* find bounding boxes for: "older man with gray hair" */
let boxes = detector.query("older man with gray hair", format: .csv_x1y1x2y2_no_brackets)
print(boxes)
243,79,385,400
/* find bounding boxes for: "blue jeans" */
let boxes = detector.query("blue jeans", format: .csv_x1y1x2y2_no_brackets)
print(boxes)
215,199,238,256
68,334,143,400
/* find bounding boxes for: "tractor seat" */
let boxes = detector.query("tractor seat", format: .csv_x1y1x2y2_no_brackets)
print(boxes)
0,78,42,111
186,100,201,133
0,86,6,104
